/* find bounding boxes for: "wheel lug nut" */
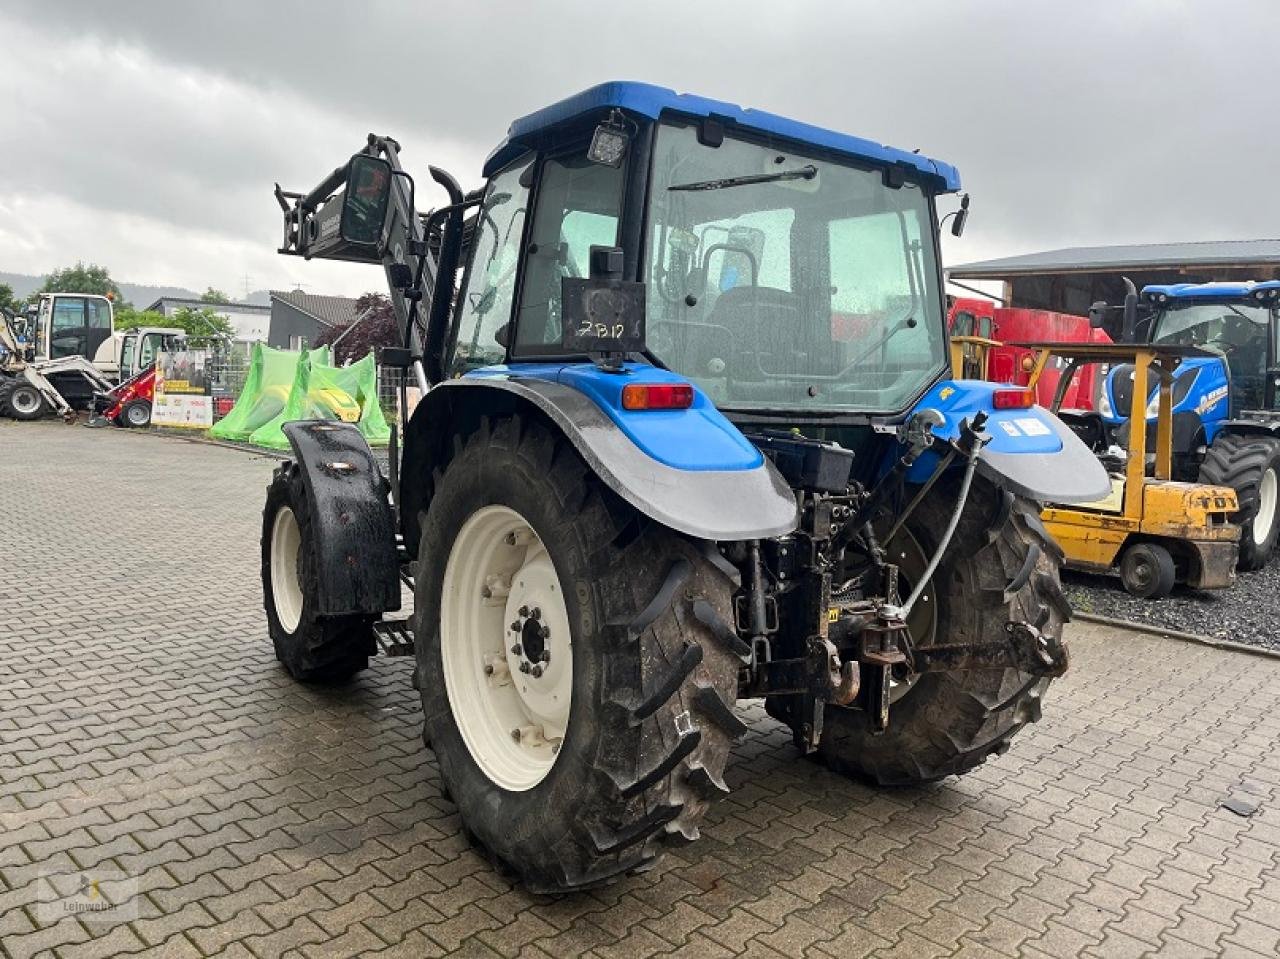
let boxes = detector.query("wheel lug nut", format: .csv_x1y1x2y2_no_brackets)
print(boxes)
519,662,531,674
531,664,543,678
483,664,494,676
530,608,541,621
541,650,551,663
518,605,529,617
510,644,523,656
540,625,550,639
509,621,520,632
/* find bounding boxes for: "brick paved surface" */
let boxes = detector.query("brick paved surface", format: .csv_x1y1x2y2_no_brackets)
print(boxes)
4,421,1280,958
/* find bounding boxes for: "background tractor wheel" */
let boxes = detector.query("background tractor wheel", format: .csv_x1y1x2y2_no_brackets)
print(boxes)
414,415,742,893
804,477,1067,786
1118,541,1176,599
120,399,152,428
1,381,49,421
1198,434,1280,570
260,462,374,682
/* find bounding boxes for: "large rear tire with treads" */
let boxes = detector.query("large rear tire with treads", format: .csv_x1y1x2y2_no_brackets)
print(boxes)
414,414,744,892
1198,433,1280,571
809,477,1067,785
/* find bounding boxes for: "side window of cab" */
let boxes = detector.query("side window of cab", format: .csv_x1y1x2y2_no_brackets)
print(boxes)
449,157,534,375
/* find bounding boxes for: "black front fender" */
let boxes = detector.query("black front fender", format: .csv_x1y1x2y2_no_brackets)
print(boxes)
281,421,400,617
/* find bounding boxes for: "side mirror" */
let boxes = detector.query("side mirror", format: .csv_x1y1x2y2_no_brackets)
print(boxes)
1120,277,1139,342
341,154,393,248
950,194,970,237
1088,301,1108,329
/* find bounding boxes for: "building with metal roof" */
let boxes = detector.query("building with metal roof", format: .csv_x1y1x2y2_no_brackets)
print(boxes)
267,290,360,350
948,239,1280,315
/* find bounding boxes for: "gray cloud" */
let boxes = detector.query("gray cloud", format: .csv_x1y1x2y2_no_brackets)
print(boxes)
2,0,1278,296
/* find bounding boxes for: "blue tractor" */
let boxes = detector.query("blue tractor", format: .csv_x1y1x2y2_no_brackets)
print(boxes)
1093,281,1280,569
263,82,1107,891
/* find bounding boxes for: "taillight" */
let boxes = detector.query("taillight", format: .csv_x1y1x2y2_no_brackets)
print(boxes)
621,383,694,410
992,388,1034,409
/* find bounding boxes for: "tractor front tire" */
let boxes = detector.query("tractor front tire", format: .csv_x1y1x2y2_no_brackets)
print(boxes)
1198,434,1280,571
261,462,374,682
810,477,1067,786
1,380,49,421
414,415,743,893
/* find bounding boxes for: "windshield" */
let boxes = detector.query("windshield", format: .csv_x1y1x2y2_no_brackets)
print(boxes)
644,122,946,413
1151,302,1271,354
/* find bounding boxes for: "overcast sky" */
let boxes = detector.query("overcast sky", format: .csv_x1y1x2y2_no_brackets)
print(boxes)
2,0,1277,299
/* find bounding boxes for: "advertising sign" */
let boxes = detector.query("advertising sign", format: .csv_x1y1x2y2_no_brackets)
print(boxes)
153,350,214,428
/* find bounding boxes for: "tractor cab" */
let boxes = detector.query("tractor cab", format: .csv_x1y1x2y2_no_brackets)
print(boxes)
116,327,187,380
444,86,956,441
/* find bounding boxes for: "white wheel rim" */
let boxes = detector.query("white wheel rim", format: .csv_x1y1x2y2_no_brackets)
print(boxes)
1254,468,1277,548
127,404,149,426
441,505,572,792
12,387,40,415
270,506,304,633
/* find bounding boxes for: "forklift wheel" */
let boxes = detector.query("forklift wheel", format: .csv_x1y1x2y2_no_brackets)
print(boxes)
1119,542,1176,599
120,399,152,428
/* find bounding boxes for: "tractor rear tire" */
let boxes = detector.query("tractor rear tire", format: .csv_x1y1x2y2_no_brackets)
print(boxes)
1,380,49,421
809,477,1067,786
261,462,374,682
1198,434,1280,571
414,415,742,893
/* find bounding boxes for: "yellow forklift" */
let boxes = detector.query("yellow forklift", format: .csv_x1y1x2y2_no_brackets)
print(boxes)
951,339,1240,598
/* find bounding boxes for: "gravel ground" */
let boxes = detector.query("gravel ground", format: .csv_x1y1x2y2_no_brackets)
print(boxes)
1063,563,1280,649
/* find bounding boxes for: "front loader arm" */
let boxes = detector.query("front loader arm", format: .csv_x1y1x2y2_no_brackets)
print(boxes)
274,134,467,385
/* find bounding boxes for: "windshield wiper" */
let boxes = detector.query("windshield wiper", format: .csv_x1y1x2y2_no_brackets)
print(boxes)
668,165,817,192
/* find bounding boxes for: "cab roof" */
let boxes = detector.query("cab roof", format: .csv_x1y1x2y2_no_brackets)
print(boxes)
483,81,961,192
1142,280,1280,303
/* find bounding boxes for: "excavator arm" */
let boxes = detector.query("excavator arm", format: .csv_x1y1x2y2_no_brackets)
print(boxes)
274,134,472,387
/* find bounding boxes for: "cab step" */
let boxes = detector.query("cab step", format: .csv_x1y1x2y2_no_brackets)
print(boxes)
373,619,415,657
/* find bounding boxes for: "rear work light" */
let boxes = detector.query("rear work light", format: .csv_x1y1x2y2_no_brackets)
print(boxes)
992,387,1035,409
621,383,694,411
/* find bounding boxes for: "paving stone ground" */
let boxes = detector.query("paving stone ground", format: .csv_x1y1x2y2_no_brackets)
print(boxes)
5,420,1280,959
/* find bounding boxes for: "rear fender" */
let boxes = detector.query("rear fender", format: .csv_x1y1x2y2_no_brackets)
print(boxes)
280,420,400,616
400,370,798,551
905,379,1111,503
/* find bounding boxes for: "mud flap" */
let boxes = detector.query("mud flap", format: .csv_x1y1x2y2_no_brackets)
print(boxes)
281,420,400,617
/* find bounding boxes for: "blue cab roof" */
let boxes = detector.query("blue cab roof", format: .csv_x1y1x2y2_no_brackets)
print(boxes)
483,81,961,192
1142,280,1280,303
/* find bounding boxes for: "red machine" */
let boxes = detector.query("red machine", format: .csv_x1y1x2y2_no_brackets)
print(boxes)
88,363,156,428
948,297,1111,410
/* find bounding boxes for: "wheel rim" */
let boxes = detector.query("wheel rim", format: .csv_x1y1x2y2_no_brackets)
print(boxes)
441,505,572,792
270,506,304,633
126,404,149,427
1254,468,1277,548
11,387,41,416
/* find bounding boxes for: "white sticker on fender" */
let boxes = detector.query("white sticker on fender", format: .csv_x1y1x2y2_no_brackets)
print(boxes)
1014,417,1052,436
1000,421,1022,436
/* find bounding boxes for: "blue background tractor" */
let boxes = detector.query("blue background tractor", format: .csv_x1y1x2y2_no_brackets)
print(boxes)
261,82,1107,892
1094,281,1280,568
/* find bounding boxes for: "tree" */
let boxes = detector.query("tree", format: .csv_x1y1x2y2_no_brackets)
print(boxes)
0,283,21,315
38,262,131,309
112,307,169,331
170,306,236,340
313,293,399,365
200,287,230,304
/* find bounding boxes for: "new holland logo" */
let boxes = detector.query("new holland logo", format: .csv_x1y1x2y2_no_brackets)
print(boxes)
939,386,955,401
1196,385,1228,415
